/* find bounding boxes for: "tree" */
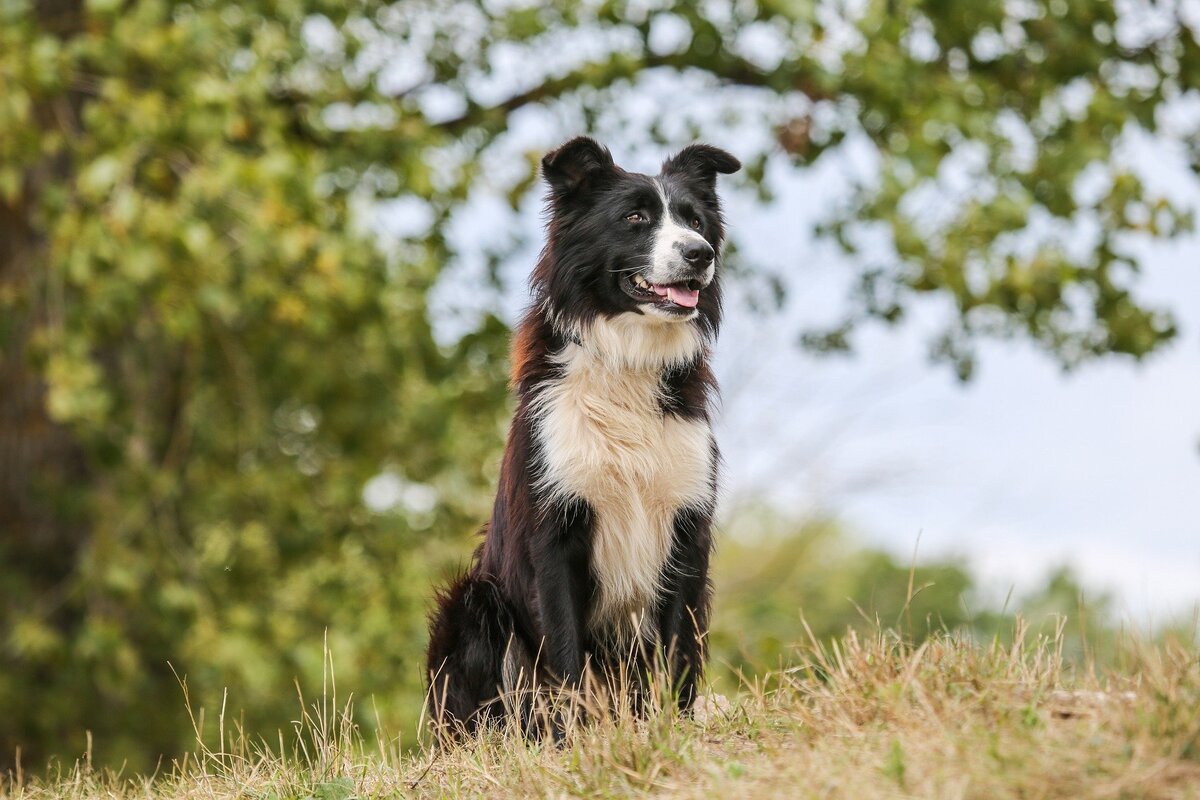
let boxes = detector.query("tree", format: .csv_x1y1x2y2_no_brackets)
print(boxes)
362,0,1198,377
1,0,1195,768
0,0,511,769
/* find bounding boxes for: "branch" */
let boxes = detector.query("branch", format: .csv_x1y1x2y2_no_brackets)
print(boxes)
435,51,832,135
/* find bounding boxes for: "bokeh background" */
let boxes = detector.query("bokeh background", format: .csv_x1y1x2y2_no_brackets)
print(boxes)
2,0,1198,773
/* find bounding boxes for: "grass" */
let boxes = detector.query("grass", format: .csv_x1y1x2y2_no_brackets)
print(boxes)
4,619,1200,799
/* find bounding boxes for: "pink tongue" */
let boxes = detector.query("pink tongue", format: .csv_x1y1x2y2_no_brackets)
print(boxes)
666,285,700,308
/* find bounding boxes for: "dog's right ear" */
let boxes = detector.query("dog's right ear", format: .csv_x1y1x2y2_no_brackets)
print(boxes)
542,137,615,196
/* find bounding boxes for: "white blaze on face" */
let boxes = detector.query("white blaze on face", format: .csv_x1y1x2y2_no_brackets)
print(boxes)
648,180,710,286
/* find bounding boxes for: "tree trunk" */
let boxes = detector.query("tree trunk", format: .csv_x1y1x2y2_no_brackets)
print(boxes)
0,0,89,768
0,0,89,552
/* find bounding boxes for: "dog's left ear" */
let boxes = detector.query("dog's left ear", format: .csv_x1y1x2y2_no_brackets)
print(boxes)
661,144,740,192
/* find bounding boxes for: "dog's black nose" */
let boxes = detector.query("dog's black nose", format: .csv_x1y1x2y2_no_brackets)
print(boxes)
682,241,714,267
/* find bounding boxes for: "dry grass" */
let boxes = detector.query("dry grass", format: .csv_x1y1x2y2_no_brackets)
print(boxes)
5,620,1199,799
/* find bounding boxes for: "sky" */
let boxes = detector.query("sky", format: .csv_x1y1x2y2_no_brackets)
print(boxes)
406,66,1200,626
714,143,1200,624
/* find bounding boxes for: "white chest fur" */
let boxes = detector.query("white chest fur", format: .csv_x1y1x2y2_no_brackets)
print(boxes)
530,315,715,639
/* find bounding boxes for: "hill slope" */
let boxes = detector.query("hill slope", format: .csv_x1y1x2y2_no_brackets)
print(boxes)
6,624,1199,799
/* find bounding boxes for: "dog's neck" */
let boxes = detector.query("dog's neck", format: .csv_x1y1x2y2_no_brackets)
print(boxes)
551,310,706,373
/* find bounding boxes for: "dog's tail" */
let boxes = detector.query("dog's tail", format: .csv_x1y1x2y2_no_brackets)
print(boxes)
425,572,528,741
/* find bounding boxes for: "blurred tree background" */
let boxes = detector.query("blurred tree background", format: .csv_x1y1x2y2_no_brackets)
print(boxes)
2,0,1197,771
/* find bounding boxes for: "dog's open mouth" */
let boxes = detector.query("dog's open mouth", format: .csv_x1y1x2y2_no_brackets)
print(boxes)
627,273,701,310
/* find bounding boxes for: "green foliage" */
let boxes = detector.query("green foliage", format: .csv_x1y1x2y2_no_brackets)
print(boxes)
706,509,1130,691
708,512,973,683
1,0,1196,772
1,0,510,771
971,565,1122,665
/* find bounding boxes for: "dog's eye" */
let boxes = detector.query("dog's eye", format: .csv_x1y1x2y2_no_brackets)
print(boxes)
690,217,702,230
625,212,644,223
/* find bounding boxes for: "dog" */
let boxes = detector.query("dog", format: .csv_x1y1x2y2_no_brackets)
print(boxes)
425,137,739,738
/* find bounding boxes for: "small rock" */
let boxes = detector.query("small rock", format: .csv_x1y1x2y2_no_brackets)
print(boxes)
693,693,731,724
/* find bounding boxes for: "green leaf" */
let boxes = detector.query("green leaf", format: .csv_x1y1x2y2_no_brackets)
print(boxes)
78,154,124,200
310,777,354,800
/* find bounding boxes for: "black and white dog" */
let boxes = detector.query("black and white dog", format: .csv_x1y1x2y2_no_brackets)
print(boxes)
425,137,739,737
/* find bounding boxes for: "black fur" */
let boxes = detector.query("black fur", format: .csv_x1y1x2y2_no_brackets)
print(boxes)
425,137,739,739
425,570,515,733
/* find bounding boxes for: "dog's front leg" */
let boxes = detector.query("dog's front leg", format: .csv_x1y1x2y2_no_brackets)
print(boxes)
527,498,592,741
657,506,714,712
530,498,593,689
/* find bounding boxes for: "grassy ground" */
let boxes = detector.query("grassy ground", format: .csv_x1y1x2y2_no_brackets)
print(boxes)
5,621,1199,799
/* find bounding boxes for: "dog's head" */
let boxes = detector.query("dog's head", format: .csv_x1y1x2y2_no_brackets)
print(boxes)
535,137,739,341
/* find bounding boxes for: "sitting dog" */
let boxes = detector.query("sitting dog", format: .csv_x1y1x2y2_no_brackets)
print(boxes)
425,136,739,737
